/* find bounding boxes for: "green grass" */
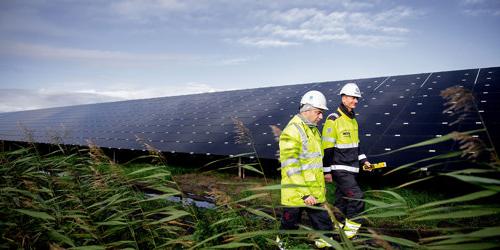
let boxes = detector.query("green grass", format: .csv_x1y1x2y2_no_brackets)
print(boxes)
2,139,499,249
0,147,191,249
0,146,284,249
364,186,445,228
325,181,446,230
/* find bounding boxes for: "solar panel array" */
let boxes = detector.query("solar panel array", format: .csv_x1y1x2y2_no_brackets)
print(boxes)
0,67,498,170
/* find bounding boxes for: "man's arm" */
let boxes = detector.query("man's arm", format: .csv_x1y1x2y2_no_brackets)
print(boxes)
321,118,337,183
358,144,370,167
280,124,313,203
322,148,334,183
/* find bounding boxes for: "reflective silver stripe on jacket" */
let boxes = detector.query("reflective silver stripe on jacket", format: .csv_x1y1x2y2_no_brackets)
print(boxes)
358,154,367,160
334,142,359,149
292,123,308,152
281,158,299,168
292,119,322,159
323,166,331,172
331,164,359,173
300,152,322,159
322,136,336,143
328,113,339,119
286,163,323,177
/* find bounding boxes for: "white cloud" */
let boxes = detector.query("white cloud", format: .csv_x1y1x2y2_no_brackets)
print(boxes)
268,8,320,24
110,0,188,22
258,24,349,42
462,8,500,16
73,83,219,100
0,4,82,38
239,6,417,48
216,57,256,66
0,83,223,113
114,0,187,12
342,0,379,10
0,42,256,68
460,0,500,16
0,42,191,62
1,1,417,52
373,6,418,23
238,37,300,48
0,88,124,113
345,34,405,47
462,0,487,5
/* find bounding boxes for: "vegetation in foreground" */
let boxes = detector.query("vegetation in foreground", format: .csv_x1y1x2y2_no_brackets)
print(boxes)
1,133,499,249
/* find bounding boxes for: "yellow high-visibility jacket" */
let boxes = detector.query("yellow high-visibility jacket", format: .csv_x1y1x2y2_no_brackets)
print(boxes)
279,115,325,206
321,107,367,174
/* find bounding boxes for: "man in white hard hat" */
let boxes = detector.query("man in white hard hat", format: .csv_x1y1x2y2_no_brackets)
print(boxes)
321,83,370,239
277,90,333,248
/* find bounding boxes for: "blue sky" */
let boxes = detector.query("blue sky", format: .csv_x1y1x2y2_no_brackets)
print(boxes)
1,0,499,112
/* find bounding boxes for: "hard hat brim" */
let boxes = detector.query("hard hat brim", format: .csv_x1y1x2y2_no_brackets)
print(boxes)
342,94,362,98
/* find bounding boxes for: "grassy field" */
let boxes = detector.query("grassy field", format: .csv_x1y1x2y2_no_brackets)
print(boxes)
1,142,499,249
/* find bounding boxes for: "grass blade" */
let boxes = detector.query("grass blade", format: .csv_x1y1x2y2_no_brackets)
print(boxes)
444,173,500,185
14,209,55,220
394,176,434,189
126,166,166,176
48,230,76,247
234,193,268,204
188,231,227,250
95,220,128,226
411,207,500,221
357,210,407,219
358,232,419,248
148,210,191,225
207,242,256,248
425,242,500,250
69,246,106,250
384,151,462,175
210,218,237,228
240,164,264,175
413,190,497,210
248,183,307,191
376,129,485,156
244,207,276,221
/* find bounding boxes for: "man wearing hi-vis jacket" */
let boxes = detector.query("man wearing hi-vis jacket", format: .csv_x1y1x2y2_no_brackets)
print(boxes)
278,90,333,249
322,83,371,239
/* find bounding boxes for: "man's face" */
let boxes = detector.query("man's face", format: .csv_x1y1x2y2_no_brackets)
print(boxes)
303,108,324,125
342,95,359,110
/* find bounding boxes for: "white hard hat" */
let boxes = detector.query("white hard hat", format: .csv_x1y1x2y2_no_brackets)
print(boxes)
339,83,361,98
300,90,328,110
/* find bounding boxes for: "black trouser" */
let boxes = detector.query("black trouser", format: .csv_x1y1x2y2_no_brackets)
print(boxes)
280,206,333,235
332,170,364,224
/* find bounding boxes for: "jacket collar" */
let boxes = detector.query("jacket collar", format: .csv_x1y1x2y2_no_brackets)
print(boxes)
297,114,317,127
338,103,355,119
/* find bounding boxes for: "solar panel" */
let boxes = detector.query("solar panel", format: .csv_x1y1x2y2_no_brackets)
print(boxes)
0,67,498,171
